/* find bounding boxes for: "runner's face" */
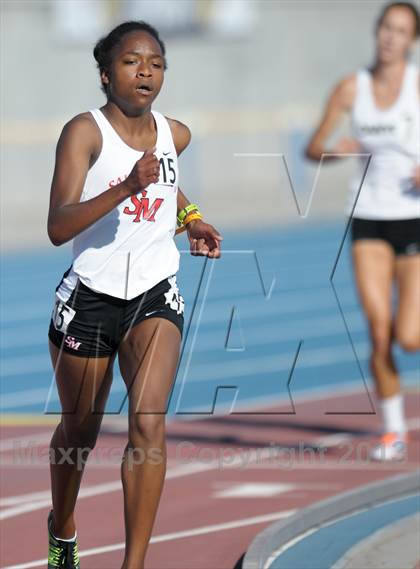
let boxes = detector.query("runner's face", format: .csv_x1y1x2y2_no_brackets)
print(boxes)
103,31,165,111
376,7,417,63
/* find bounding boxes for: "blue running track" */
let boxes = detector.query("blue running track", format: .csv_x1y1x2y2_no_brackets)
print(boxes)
1,221,417,417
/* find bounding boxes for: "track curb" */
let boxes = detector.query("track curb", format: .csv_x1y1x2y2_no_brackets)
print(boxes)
243,470,420,569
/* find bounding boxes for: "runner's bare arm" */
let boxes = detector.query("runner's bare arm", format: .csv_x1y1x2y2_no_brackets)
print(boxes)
165,118,194,211
167,117,222,257
306,75,358,162
48,115,157,246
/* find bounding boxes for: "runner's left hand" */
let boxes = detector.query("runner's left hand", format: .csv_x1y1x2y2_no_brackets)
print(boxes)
187,220,223,258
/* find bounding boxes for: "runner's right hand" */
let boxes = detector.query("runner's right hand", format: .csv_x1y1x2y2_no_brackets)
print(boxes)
124,147,160,194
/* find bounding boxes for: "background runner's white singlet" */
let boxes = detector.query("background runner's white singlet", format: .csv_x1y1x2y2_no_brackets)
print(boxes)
57,109,180,301
349,63,420,220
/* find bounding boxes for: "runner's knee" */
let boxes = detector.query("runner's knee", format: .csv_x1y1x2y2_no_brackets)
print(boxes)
60,417,101,449
395,327,420,352
128,413,165,446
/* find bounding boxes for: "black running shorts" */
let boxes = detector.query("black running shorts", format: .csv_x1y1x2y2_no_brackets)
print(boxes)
351,218,420,256
48,274,184,358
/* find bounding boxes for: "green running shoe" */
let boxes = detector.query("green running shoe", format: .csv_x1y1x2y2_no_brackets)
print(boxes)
48,510,80,568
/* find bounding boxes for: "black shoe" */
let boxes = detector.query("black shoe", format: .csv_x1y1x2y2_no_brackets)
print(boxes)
48,510,80,568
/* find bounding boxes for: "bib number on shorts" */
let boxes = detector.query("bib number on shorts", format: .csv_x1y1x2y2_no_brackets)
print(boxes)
164,276,185,315
52,297,76,333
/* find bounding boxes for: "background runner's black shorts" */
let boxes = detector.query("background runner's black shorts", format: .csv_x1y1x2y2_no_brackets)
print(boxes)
351,218,420,256
48,274,184,358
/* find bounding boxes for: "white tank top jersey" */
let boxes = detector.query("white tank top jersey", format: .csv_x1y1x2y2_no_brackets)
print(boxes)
57,109,180,301
349,62,420,220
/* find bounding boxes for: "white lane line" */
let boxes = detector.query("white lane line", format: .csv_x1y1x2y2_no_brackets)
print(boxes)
181,342,370,382
0,268,350,319
313,433,354,448
0,241,336,285
0,270,350,314
1,349,417,414
0,446,279,520
0,387,59,408
2,430,418,474
241,461,418,471
1,489,54,507
0,480,122,520
263,526,319,569
213,482,296,498
196,313,363,351
0,239,338,283
0,338,369,386
1,309,362,351
2,384,418,513
179,376,418,421
2,509,296,569
0,431,52,453
0,461,120,470
0,314,366,381
212,482,343,499
1,356,51,378
0,288,356,326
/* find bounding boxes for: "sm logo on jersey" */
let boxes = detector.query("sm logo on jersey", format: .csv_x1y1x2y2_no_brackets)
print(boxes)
123,190,164,223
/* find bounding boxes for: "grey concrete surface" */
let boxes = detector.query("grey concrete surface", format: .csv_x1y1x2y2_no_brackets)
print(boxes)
332,513,420,569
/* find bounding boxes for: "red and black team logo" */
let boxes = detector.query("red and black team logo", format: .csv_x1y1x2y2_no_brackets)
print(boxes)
123,191,164,223
108,154,177,223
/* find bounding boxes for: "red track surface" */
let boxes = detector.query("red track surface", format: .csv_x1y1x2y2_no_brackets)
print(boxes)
1,387,419,569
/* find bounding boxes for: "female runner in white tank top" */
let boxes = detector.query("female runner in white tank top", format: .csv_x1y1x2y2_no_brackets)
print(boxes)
306,2,419,461
46,21,222,569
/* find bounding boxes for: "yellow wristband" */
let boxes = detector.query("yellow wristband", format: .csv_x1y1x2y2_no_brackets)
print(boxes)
177,203,200,226
184,212,203,225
